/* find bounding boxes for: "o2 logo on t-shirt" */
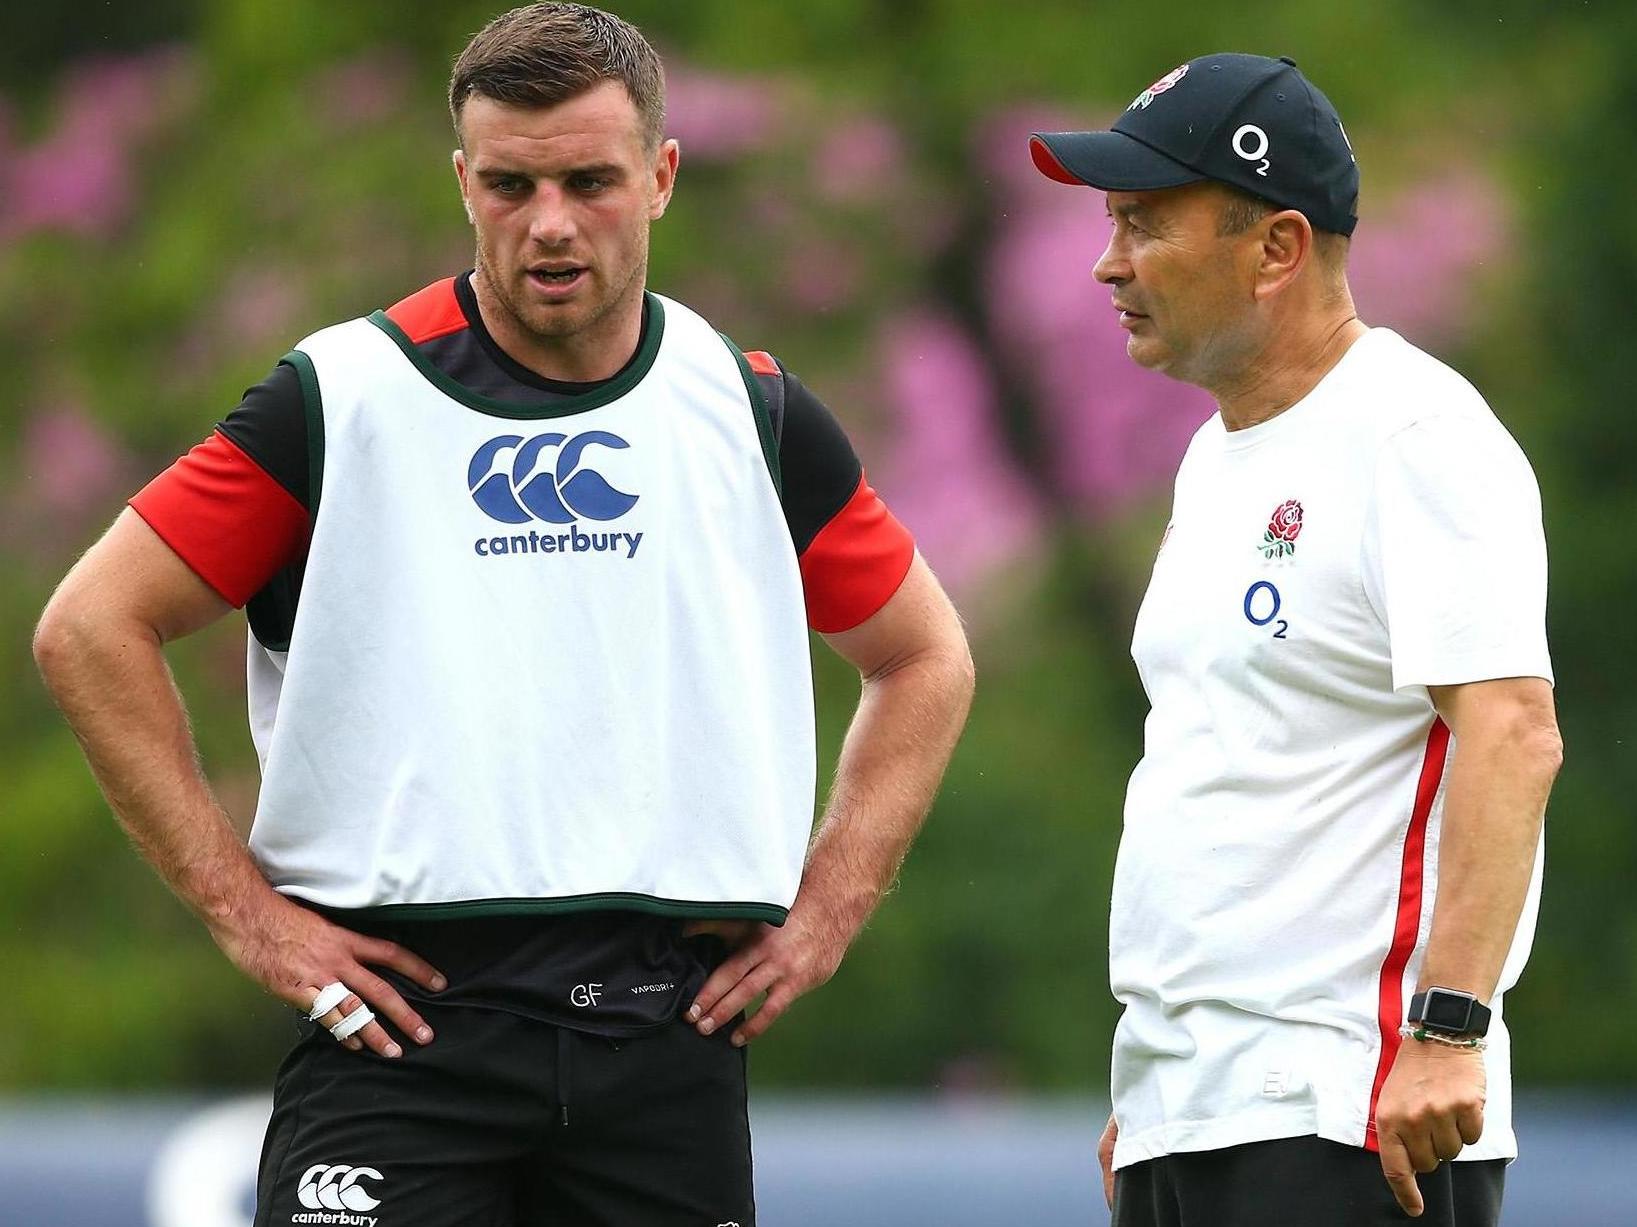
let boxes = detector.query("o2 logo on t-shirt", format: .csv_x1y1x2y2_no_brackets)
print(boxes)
468,431,639,524
1244,580,1289,639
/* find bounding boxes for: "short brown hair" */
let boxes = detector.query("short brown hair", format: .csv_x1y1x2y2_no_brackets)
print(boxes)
449,3,666,148
1216,183,1350,291
1216,185,1276,238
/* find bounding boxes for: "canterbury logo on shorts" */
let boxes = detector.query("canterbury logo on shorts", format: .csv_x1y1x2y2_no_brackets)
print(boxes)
292,1163,384,1224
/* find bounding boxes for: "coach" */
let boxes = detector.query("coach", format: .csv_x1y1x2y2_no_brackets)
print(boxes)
1031,54,1561,1225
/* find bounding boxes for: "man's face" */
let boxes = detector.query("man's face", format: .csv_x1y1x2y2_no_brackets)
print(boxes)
1093,183,1259,386
454,82,676,359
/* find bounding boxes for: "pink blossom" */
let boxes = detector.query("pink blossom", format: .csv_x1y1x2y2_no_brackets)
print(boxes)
1348,169,1507,347
982,109,1215,512
875,311,1043,593
977,106,1089,199
19,406,130,516
812,116,905,203
783,239,861,313
0,48,195,242
672,270,750,331
158,267,310,384
219,267,306,349
746,186,797,232
59,48,195,141
4,139,132,239
663,64,782,160
2,406,137,564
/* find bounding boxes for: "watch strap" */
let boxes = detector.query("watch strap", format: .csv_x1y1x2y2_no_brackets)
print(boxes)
1408,987,1492,1037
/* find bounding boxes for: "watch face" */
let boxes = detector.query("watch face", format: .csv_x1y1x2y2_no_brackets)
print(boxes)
1424,990,1476,1031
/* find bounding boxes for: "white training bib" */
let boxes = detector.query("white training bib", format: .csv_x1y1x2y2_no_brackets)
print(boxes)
245,294,815,921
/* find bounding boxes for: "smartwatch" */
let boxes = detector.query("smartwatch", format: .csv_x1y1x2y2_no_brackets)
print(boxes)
1407,987,1491,1038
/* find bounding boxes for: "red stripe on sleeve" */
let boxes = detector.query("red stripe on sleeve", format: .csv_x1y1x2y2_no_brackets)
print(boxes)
744,350,780,377
385,277,466,344
1364,717,1451,1152
128,430,310,608
799,471,915,634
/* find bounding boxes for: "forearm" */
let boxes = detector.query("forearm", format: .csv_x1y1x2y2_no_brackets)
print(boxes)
795,642,974,940
34,610,274,930
1418,711,1561,1000
685,555,971,1042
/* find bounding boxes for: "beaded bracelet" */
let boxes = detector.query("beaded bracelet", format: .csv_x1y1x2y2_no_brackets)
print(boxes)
1399,1023,1487,1051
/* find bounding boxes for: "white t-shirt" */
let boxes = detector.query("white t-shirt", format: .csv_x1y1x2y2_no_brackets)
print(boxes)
1110,328,1552,1168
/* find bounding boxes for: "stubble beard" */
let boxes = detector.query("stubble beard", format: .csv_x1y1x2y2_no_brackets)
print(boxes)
474,234,649,349
1125,329,1179,379
1126,333,1163,371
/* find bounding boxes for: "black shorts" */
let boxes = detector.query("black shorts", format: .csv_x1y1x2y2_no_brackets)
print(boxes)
1113,1135,1505,1227
254,1000,753,1227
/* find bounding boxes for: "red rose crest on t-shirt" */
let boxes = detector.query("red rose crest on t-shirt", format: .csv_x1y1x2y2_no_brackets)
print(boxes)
1260,499,1304,559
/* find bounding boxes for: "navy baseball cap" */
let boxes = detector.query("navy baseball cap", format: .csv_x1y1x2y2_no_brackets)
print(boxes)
1031,54,1359,236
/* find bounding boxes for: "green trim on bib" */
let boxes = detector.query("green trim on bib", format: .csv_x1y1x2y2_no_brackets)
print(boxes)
281,349,325,518
367,293,667,419
344,893,789,925
719,333,783,497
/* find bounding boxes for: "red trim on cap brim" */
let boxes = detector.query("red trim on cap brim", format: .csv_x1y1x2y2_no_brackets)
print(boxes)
1029,136,1086,186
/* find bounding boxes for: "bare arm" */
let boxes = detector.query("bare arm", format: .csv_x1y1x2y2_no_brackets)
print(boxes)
34,511,256,911
1374,676,1562,1216
687,552,975,1044
33,510,444,1055
1418,677,1562,997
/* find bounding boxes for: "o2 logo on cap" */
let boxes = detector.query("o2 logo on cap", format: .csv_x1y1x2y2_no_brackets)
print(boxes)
1336,119,1356,162
1232,124,1271,177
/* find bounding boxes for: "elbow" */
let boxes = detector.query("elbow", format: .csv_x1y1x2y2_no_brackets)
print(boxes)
943,645,977,729
905,628,975,722
1505,702,1563,786
953,637,976,702
942,621,976,716
32,592,85,693
32,597,76,686
33,587,106,694
1468,682,1564,785
1534,722,1564,784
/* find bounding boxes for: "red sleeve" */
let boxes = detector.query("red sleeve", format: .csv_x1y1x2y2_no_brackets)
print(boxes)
385,277,465,343
128,430,310,607
744,349,781,377
798,470,915,634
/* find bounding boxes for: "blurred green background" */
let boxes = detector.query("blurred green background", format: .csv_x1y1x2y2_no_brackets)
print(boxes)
3,0,1633,1096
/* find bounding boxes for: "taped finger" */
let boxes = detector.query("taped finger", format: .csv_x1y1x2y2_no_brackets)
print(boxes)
330,1003,375,1041
306,981,349,1021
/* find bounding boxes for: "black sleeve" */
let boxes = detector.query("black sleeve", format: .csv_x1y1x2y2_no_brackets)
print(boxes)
762,365,866,555
216,361,311,510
